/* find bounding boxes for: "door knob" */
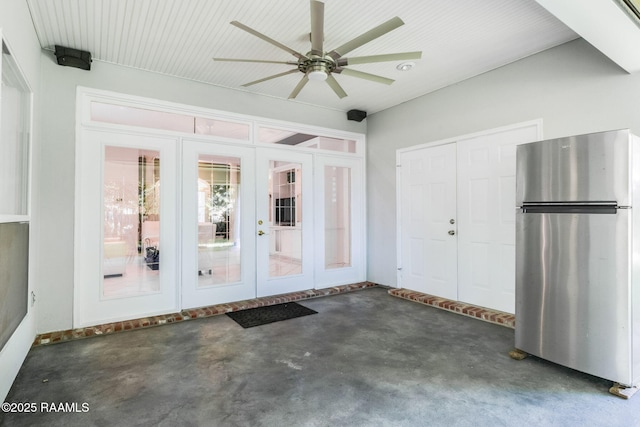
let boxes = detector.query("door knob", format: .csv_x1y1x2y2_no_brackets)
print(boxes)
448,230,456,235
258,230,266,236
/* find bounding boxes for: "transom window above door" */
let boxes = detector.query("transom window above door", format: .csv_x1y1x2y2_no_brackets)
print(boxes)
90,102,251,141
258,126,357,154
83,94,362,155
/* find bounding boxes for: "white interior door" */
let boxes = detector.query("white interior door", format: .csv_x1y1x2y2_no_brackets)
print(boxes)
181,140,256,309
398,143,457,299
456,125,539,313
75,129,178,327
397,122,540,313
255,148,314,297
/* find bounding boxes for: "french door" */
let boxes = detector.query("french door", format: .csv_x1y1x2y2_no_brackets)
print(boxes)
255,148,314,297
75,130,179,327
181,144,314,308
77,132,350,325
181,140,256,308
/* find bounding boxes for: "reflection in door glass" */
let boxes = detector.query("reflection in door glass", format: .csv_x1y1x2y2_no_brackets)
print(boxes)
197,155,241,286
269,161,302,277
103,146,160,298
325,166,351,268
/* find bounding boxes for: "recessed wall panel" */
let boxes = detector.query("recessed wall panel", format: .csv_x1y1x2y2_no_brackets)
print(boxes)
0,222,29,352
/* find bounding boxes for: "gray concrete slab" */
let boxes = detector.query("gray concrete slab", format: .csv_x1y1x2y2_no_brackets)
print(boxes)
2,287,639,426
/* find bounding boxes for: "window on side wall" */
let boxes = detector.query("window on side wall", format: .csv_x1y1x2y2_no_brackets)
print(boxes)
1,40,31,216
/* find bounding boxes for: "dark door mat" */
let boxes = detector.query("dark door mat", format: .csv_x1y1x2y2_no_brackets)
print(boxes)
226,302,317,328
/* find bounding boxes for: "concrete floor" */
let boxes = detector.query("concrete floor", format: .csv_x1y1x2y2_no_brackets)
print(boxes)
2,287,639,426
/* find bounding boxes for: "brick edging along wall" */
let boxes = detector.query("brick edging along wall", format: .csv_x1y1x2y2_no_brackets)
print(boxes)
33,282,377,346
33,283,514,347
388,288,515,329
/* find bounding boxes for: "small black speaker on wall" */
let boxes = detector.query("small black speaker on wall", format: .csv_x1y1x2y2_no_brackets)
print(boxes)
54,45,92,70
347,109,367,122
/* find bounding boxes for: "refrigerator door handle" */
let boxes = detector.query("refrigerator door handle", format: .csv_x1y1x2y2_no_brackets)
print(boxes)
521,203,618,214
522,201,618,207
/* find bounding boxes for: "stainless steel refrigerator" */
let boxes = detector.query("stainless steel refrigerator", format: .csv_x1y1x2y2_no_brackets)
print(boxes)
515,129,640,388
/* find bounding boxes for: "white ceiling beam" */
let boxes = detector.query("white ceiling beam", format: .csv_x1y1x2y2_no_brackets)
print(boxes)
535,0,640,73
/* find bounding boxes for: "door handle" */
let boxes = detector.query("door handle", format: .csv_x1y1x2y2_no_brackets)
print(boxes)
258,230,268,236
448,230,456,236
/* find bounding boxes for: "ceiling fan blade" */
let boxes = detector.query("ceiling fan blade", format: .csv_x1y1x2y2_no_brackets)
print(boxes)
214,58,298,65
337,51,422,66
336,68,394,85
310,0,325,56
242,69,299,87
325,75,347,99
328,16,404,60
231,21,307,61
289,76,310,99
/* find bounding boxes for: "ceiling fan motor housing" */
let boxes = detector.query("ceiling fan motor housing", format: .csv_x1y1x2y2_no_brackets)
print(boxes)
299,54,336,80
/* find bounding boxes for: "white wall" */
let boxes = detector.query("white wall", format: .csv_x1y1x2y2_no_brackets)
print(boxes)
37,52,365,333
366,38,640,286
0,0,42,402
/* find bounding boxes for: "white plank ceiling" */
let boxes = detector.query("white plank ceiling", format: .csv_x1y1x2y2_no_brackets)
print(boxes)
26,0,579,114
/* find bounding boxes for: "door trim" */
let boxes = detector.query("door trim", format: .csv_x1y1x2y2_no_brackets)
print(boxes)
396,119,543,156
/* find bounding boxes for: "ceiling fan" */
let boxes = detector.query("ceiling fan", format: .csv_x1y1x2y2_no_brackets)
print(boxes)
213,0,422,99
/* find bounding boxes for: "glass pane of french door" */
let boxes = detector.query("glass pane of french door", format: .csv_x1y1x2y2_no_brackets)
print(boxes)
314,155,365,288
269,160,303,277
324,165,351,269
103,146,160,298
75,130,178,327
256,148,313,297
195,156,241,285
181,140,255,309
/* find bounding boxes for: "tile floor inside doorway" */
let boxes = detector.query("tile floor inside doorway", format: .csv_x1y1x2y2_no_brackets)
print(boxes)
103,249,303,297
4,287,640,426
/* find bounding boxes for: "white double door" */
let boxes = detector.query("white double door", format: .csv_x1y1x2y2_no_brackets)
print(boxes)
181,141,315,308
75,131,316,327
398,124,539,313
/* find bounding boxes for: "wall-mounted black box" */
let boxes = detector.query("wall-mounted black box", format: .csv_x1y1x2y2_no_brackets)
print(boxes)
347,109,367,122
54,45,92,70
